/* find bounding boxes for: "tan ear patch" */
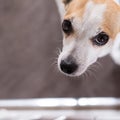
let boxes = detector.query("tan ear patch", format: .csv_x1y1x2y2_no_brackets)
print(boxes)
92,0,106,4
102,0,120,39
64,0,88,19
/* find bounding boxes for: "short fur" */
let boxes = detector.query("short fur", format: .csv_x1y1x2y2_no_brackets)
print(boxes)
57,0,120,76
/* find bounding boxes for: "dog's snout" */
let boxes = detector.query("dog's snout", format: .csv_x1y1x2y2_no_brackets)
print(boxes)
60,57,78,74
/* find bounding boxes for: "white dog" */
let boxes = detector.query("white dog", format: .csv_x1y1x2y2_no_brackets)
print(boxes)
56,0,120,77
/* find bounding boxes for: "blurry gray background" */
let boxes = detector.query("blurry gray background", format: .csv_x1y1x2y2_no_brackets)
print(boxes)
0,0,120,99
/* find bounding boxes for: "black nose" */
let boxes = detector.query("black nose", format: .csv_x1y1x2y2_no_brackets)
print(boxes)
60,58,78,74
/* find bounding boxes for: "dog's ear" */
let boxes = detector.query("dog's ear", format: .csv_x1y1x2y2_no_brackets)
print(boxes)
62,0,72,6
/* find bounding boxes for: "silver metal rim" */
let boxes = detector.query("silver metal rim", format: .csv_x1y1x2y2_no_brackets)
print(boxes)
0,98,120,110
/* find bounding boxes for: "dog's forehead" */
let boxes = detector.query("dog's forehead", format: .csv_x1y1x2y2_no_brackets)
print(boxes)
65,0,105,18
65,0,107,37
64,0,120,39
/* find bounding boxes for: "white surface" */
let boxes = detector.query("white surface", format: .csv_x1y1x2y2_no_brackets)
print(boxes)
0,98,119,119
0,98,119,107
0,110,120,120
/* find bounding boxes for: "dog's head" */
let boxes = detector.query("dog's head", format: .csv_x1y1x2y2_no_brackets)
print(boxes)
58,0,120,76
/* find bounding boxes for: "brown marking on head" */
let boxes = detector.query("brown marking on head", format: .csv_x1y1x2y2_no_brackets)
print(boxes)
64,0,88,20
63,0,120,40
101,0,120,40
93,0,106,4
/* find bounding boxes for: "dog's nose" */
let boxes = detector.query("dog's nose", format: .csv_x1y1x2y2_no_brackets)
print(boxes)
60,57,78,74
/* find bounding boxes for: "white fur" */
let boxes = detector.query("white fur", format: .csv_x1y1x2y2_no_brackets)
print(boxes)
58,1,109,76
114,0,120,4
56,0,120,76
55,0,65,19
111,33,120,65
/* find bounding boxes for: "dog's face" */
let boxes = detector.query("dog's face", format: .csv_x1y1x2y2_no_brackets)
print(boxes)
58,0,120,76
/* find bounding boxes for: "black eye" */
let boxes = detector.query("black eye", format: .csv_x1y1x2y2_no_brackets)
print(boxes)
62,20,73,35
92,32,109,46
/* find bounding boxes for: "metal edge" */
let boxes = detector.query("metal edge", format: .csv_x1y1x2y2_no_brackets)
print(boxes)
0,98,120,110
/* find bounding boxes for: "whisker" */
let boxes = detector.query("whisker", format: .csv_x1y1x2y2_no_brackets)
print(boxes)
56,48,62,56
92,61,103,70
87,67,98,81
81,71,88,81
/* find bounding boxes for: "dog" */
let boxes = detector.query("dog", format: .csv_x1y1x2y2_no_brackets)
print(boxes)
56,0,120,77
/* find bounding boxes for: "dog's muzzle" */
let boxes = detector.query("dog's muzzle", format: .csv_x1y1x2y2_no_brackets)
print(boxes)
60,56,78,75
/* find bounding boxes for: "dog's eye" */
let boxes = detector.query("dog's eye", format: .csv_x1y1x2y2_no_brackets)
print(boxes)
92,32,109,46
62,20,73,35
